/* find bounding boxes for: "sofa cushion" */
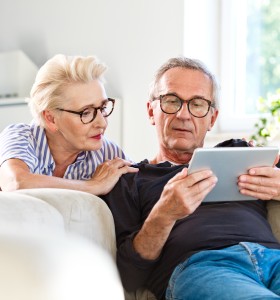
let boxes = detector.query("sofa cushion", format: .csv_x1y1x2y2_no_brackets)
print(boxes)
267,200,280,242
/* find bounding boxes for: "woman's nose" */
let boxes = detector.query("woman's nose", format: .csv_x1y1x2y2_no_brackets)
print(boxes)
93,110,107,128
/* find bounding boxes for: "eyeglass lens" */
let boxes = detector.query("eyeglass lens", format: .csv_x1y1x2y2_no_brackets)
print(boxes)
160,95,210,117
81,100,114,124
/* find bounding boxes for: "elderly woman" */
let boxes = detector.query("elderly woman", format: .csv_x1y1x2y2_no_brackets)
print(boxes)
0,54,137,194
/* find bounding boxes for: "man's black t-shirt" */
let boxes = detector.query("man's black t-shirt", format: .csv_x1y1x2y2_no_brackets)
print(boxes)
102,160,280,300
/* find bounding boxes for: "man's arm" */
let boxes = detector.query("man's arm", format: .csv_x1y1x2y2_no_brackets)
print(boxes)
104,167,217,291
133,168,217,260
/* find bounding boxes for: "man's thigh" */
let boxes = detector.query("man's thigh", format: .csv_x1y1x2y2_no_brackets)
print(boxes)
271,271,280,296
166,244,280,300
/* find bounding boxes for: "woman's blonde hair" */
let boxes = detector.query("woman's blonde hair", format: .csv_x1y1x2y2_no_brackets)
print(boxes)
27,54,107,126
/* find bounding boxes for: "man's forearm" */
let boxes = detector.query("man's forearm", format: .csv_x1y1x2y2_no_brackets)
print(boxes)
133,209,176,260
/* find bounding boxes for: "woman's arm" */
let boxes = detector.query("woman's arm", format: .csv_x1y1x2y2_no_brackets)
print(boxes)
0,158,138,195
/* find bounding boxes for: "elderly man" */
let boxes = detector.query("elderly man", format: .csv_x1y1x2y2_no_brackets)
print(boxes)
102,57,280,300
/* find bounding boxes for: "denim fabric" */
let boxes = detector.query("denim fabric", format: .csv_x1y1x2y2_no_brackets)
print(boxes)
166,243,280,300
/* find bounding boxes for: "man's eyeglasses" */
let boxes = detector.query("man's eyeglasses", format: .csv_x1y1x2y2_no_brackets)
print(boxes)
57,98,115,124
153,94,215,118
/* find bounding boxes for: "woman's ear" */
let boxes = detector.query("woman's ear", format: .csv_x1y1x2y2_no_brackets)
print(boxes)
147,101,155,125
42,110,58,133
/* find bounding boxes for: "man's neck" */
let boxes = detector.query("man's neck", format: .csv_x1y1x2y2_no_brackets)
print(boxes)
150,151,193,165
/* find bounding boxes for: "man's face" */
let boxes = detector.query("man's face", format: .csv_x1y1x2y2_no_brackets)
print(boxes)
147,67,218,158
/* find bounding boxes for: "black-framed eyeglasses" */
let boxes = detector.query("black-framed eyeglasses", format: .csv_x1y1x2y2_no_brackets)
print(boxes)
153,94,215,118
57,98,115,124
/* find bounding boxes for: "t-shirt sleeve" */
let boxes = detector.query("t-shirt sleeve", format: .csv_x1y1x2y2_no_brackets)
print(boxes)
0,123,38,171
102,173,159,292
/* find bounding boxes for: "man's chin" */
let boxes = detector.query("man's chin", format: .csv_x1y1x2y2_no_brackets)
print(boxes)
168,141,197,153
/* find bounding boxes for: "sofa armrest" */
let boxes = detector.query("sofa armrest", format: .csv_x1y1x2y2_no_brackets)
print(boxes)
15,188,116,257
267,200,280,242
0,188,126,299
14,188,157,300
0,191,64,234
0,225,125,300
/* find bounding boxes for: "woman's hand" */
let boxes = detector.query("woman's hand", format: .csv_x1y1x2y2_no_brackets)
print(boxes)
89,158,138,195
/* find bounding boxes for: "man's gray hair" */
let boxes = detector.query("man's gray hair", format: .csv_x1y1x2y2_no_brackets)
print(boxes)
149,57,219,108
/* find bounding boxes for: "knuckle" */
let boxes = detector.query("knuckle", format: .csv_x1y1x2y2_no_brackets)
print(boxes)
104,161,111,166
271,188,278,197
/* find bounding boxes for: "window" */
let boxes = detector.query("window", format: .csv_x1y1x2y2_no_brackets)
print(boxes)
220,0,280,132
184,0,280,133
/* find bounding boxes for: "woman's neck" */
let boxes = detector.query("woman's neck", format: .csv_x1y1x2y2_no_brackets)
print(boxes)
45,130,79,171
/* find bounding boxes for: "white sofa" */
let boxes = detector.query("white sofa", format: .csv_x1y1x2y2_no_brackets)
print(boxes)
0,188,126,300
0,188,279,300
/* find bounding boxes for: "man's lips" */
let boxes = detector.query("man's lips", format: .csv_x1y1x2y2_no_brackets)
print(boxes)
172,127,192,133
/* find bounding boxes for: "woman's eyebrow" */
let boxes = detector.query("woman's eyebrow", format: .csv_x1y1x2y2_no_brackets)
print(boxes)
78,99,108,110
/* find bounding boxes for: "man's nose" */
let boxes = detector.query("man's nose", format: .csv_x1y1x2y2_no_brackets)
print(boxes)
176,102,191,119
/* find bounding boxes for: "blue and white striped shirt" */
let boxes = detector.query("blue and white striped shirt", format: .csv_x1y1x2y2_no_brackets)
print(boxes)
0,123,130,179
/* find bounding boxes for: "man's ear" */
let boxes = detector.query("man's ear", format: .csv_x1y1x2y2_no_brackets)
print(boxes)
208,109,219,131
42,110,58,133
147,101,155,125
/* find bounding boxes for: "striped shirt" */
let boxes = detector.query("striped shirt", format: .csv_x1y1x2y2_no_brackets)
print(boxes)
0,123,130,179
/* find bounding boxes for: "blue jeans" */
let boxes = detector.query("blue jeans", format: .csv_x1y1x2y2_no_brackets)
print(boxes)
166,242,280,300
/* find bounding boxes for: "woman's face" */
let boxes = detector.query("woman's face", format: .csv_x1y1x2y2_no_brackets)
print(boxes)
49,80,109,153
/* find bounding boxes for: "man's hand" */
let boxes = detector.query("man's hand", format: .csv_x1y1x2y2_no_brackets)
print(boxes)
133,168,217,260
153,168,218,222
238,165,280,201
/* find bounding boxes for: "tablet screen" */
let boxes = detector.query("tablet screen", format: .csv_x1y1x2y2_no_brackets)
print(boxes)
187,147,279,202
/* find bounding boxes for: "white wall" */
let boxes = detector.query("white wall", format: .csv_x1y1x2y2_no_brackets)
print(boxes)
184,0,220,76
184,0,221,135
0,0,184,162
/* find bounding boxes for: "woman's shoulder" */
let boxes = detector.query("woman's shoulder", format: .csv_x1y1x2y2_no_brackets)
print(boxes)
102,136,120,148
2,122,30,131
1,122,41,138
101,136,128,159
84,136,131,162
0,123,30,139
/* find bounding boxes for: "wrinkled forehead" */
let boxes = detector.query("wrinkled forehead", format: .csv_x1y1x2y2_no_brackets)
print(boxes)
155,68,213,98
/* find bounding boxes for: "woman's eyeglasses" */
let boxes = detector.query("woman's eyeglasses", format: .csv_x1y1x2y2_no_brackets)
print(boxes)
57,98,115,124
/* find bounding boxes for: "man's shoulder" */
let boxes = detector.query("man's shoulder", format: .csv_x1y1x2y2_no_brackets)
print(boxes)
131,160,185,180
133,159,182,168
215,138,250,148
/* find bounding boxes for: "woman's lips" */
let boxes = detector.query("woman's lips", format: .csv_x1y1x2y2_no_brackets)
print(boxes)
91,134,102,140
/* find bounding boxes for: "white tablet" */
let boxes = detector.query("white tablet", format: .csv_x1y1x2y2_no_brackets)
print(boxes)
187,147,279,202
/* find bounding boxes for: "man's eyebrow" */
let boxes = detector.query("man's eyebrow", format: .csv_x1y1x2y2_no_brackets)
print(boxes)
164,92,210,100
